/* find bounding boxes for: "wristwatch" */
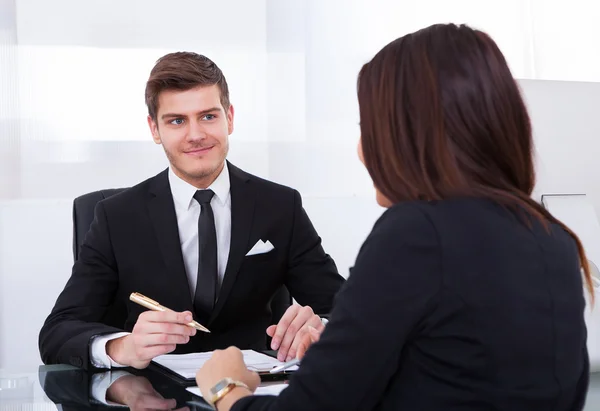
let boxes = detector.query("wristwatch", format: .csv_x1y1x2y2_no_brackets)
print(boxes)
207,377,250,408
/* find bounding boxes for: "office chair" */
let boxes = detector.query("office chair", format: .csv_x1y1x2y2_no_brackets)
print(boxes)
72,188,292,328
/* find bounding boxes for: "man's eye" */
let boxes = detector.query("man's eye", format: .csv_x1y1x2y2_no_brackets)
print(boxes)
202,114,216,121
170,118,185,125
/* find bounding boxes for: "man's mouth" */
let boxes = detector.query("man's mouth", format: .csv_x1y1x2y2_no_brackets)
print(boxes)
184,146,214,155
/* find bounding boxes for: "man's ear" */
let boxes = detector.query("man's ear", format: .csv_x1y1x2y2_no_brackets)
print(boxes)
148,115,161,144
226,105,235,135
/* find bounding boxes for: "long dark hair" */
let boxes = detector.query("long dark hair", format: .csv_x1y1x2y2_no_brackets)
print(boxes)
358,23,594,300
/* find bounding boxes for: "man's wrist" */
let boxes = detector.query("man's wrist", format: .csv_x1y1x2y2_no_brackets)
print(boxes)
106,374,136,404
91,371,132,406
90,332,130,369
106,336,128,366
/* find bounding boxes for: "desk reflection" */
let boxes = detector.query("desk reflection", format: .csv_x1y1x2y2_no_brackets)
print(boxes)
39,366,210,410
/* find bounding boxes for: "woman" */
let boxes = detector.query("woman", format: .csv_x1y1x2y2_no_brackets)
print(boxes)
196,23,592,410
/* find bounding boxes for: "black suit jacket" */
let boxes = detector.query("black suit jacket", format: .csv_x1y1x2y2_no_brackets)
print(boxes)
39,162,344,369
233,198,589,411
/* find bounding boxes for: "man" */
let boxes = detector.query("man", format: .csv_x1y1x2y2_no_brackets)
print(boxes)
39,52,344,371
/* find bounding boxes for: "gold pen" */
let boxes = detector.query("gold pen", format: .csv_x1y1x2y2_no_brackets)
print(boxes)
129,292,210,333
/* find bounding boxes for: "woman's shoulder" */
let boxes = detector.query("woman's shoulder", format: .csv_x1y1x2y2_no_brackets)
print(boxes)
370,197,506,245
372,201,438,236
365,201,440,254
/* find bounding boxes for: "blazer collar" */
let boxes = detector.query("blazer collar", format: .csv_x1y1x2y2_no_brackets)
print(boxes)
147,169,194,312
210,161,255,321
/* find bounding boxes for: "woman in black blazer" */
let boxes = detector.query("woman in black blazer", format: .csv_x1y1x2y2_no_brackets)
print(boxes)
195,23,592,411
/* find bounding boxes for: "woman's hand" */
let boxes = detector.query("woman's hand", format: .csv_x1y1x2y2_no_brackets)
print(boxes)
196,347,260,410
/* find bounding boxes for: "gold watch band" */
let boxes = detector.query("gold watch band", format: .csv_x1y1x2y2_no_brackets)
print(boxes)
208,378,250,408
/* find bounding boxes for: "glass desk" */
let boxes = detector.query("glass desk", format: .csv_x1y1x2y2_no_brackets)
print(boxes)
1,365,599,410
1,364,213,410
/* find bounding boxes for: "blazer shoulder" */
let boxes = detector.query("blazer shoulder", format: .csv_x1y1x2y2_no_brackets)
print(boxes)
98,169,168,211
229,163,297,197
249,174,297,196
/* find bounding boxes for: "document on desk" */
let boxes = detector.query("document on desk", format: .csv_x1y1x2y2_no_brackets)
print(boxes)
153,350,298,380
187,382,288,398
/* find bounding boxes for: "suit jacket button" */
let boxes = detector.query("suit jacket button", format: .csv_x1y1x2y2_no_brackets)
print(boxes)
70,356,83,367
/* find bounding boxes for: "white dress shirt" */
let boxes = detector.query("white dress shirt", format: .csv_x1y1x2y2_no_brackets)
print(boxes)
89,163,232,369
169,162,232,293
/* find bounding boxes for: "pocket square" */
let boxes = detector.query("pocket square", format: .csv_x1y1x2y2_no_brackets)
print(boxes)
246,239,275,256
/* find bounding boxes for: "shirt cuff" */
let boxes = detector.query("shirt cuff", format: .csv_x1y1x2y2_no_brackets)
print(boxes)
90,370,132,406
89,332,131,369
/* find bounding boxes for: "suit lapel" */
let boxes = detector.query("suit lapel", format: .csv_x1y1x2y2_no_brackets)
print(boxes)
210,162,255,321
146,170,194,311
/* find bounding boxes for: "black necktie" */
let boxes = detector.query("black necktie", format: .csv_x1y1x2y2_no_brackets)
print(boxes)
193,189,217,322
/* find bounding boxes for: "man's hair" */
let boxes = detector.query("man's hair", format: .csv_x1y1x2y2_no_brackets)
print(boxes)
145,52,230,120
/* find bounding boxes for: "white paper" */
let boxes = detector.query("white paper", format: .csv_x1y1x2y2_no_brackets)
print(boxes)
152,350,297,380
186,382,288,398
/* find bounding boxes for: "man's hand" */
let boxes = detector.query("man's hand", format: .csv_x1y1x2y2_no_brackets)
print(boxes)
107,374,189,411
266,305,325,361
107,310,196,369
296,325,322,360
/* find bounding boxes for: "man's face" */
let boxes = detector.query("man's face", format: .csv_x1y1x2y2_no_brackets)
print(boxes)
148,85,234,187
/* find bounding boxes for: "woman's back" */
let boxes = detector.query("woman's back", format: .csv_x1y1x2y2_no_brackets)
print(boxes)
233,197,589,411
199,23,591,411
386,197,589,410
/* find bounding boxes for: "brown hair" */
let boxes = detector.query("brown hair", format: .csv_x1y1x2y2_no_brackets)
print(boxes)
145,52,230,120
358,23,594,300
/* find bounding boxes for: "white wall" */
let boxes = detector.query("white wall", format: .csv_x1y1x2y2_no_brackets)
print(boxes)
523,80,600,206
0,200,73,374
2,0,600,372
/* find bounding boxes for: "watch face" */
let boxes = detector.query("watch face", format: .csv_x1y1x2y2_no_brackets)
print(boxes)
211,378,231,394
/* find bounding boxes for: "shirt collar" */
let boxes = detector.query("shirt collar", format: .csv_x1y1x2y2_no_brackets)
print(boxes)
168,162,231,210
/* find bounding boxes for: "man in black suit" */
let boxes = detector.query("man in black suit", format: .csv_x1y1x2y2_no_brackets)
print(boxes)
39,52,344,371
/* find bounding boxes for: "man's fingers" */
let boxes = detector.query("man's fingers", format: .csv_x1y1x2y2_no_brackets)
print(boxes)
308,325,322,342
296,333,311,360
266,324,277,337
135,321,196,337
313,318,326,333
270,305,299,350
295,326,322,360
276,307,314,361
128,344,176,368
139,310,194,325
138,333,191,347
286,316,321,361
